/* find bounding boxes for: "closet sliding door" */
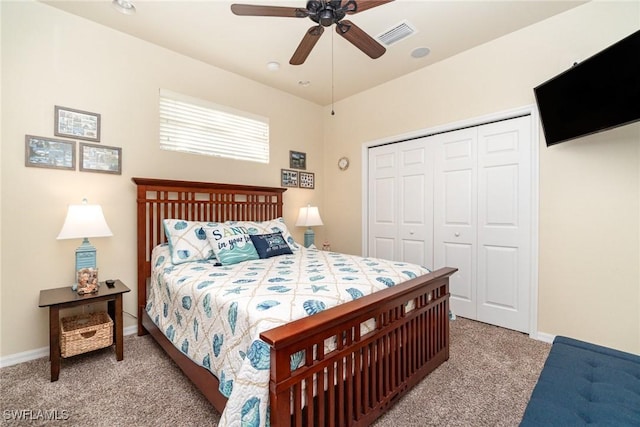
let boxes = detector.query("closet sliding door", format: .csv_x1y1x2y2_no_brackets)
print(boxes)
475,117,531,332
432,116,532,332
368,138,434,268
432,128,479,320
367,114,534,333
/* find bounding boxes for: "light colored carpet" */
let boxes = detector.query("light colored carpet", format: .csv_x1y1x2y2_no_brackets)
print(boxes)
0,318,550,426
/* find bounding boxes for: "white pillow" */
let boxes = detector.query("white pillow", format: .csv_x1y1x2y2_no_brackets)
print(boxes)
163,219,218,265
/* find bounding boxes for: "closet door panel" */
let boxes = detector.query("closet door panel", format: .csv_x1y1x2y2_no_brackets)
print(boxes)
368,145,398,260
444,242,474,307
400,171,426,266
373,237,396,262
402,240,427,267
477,116,531,332
482,164,519,244
433,128,478,319
399,139,433,268
483,245,518,308
444,169,473,227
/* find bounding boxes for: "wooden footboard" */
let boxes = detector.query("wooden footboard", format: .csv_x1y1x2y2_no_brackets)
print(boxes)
261,267,455,427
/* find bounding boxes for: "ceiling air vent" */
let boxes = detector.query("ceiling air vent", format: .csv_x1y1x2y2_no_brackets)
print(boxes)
376,20,417,46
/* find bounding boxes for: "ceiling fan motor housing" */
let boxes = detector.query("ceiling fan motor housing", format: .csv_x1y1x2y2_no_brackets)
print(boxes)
231,0,387,65
307,0,355,27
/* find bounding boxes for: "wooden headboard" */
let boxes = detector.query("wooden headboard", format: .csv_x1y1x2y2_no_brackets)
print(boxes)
132,177,286,331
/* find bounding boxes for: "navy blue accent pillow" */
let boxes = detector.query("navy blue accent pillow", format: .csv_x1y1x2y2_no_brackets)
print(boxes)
249,232,293,259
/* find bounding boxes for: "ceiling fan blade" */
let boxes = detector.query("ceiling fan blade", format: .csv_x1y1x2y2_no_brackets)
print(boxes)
336,20,386,59
290,26,324,65
344,0,394,14
231,4,307,18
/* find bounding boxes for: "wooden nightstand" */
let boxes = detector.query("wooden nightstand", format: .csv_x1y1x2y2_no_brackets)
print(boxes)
38,280,130,381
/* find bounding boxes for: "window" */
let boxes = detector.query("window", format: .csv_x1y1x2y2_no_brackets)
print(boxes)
159,89,269,163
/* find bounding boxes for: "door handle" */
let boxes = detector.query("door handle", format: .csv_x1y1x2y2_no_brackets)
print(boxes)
454,232,460,237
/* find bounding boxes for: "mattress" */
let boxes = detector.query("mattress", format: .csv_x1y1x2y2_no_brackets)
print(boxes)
147,243,430,427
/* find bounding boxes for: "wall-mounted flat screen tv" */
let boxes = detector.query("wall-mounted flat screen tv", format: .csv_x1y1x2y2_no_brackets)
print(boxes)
534,30,640,146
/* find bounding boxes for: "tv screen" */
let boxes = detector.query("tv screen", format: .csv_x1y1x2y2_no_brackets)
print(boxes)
534,30,640,146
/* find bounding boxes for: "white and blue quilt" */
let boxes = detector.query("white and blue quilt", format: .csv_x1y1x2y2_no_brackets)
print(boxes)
147,244,430,427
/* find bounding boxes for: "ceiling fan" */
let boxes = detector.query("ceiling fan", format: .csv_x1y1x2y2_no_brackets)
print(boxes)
231,1,394,65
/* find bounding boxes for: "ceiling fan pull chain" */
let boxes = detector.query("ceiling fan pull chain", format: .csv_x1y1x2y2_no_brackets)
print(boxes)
331,29,335,116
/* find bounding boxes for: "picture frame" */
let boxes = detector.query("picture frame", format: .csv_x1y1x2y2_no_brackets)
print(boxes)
299,171,315,189
289,150,306,170
25,135,76,170
54,105,101,142
79,143,122,174
76,267,99,295
281,169,299,188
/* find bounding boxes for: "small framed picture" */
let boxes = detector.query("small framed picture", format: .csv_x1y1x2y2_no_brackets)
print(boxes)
79,143,122,174
289,150,306,170
299,171,315,189
25,135,76,170
55,105,101,142
77,267,99,295
281,169,299,187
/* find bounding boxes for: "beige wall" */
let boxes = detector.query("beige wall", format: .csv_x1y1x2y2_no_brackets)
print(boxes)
322,1,640,353
0,1,325,357
1,1,639,359
0,3,3,357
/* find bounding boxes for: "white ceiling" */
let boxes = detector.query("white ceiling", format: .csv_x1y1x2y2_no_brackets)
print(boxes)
42,0,586,106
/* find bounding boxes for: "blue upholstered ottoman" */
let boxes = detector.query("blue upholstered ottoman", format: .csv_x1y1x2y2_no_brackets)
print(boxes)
520,336,640,426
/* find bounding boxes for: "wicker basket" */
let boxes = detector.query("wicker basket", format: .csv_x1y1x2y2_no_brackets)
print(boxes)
60,312,113,358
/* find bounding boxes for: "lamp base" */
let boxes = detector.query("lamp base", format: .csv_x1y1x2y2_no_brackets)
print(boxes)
303,228,315,248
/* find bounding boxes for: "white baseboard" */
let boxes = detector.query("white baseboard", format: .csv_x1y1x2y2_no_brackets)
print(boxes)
533,330,555,344
2,324,555,368
0,325,138,368
0,347,49,369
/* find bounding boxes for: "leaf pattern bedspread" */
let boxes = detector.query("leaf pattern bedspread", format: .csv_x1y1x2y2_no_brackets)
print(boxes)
147,244,430,427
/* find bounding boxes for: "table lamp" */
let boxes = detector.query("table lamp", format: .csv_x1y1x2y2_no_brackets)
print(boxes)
57,199,113,292
295,204,323,248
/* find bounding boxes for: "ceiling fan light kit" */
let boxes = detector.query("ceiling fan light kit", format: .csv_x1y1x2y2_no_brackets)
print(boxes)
231,0,394,65
112,0,136,15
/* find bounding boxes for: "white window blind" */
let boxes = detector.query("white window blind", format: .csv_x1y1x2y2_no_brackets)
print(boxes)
159,89,269,163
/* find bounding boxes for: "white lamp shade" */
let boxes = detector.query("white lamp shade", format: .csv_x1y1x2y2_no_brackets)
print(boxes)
57,204,113,240
295,206,323,227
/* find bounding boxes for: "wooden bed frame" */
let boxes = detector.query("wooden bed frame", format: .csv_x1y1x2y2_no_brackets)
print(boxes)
133,177,456,426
